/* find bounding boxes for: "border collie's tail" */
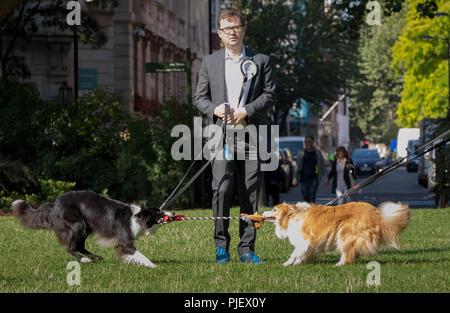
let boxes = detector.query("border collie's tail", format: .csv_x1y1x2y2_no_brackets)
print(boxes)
11,200,53,230
378,201,410,249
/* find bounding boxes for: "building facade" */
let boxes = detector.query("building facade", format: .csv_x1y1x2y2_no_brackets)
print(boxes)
18,0,218,115
318,94,351,155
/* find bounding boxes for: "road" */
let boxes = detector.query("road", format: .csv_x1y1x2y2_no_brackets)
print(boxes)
279,167,435,208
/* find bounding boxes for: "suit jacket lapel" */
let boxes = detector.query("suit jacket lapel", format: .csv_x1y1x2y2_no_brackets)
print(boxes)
217,49,226,104
238,48,256,106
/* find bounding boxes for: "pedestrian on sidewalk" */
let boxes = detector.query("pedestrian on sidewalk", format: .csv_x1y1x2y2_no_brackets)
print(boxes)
325,146,356,205
292,136,327,203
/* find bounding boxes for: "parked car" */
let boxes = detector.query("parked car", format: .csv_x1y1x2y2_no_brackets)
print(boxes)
375,157,387,171
406,139,419,172
352,149,381,175
277,136,304,161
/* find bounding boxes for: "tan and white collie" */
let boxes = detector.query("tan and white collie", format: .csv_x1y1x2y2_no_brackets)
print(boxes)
262,201,410,266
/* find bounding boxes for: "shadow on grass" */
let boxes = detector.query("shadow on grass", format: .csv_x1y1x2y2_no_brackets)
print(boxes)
379,247,450,256
262,247,450,266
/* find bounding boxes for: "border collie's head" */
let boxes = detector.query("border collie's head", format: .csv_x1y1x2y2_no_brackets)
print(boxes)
262,203,310,239
135,207,173,229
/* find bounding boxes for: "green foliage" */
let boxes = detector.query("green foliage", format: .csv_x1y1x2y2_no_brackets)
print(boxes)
0,178,76,211
0,80,195,208
392,0,450,127
350,6,406,144
0,160,40,196
223,0,366,126
0,79,43,162
37,179,76,203
0,191,37,212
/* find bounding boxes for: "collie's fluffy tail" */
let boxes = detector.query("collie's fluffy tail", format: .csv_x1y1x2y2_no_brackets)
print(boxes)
378,201,410,249
11,200,53,230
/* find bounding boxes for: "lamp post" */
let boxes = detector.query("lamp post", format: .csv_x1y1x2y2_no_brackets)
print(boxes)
73,28,78,101
59,81,73,103
73,0,94,101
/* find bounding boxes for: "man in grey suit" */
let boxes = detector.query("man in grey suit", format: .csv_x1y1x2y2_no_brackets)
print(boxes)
194,10,276,264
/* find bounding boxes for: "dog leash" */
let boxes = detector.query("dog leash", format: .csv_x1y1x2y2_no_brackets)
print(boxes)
326,129,450,205
163,212,268,229
159,105,231,212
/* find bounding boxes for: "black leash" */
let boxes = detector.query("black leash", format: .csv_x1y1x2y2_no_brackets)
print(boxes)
159,105,230,211
326,129,450,206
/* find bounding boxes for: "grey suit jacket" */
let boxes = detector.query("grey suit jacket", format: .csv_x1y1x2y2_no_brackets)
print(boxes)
193,48,276,126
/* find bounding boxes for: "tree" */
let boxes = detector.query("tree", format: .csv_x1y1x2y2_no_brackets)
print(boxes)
391,0,449,127
350,6,407,144
392,0,449,208
0,0,118,79
292,0,365,113
222,0,367,132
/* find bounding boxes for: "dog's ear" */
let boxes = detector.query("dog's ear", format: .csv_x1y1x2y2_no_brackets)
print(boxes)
135,209,156,230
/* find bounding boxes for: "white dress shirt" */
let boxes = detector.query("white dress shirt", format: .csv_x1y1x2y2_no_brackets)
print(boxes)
224,47,245,111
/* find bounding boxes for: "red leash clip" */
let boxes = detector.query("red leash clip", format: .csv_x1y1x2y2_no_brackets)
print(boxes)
161,214,185,224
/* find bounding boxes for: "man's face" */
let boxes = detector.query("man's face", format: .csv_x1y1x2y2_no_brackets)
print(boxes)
218,17,245,50
305,138,314,150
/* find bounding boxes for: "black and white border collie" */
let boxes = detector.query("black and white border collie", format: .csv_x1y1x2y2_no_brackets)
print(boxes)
12,190,173,268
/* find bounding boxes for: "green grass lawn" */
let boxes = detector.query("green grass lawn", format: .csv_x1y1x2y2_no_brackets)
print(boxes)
0,207,448,293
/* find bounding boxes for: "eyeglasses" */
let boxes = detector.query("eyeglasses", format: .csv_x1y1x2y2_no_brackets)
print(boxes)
219,25,243,34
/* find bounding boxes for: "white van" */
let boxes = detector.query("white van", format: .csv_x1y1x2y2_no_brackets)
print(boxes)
397,128,420,159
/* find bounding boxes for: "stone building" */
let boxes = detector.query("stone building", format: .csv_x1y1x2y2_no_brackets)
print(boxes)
19,0,219,114
318,94,351,155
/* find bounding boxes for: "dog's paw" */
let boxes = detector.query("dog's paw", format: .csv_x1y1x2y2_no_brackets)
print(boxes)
80,257,92,263
283,259,293,266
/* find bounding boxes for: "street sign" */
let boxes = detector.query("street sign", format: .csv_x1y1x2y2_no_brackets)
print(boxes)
145,48,192,106
78,68,97,91
146,62,186,73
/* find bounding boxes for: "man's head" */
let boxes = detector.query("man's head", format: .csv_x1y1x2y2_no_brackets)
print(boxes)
305,136,315,152
217,10,246,51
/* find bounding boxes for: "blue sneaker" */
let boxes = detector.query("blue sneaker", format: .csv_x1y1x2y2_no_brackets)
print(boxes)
216,247,230,264
239,252,265,264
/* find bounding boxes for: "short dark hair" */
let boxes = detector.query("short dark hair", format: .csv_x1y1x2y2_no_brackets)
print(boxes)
305,135,314,142
217,10,245,29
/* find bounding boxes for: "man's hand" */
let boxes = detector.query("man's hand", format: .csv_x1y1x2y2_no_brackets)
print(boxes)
230,107,248,126
214,103,233,120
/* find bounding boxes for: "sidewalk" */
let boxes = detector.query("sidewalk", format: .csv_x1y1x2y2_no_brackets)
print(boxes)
278,181,336,206
275,166,436,208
